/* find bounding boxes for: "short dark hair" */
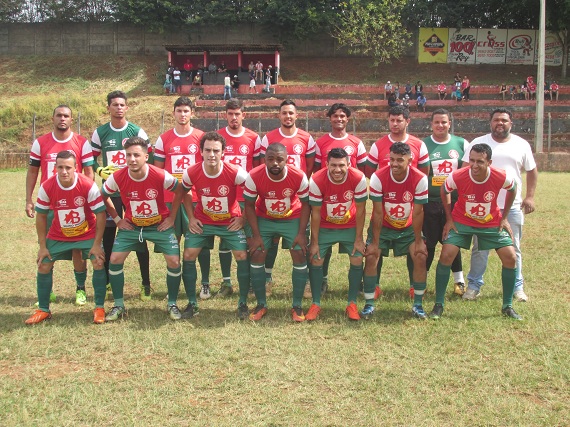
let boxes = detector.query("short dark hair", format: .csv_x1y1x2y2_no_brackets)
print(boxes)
390,142,411,156
280,99,296,110
226,98,243,112
123,136,148,151
327,147,349,161
471,143,492,160
327,103,351,118
174,96,193,110
490,107,512,121
266,142,287,155
53,104,72,117
388,105,410,120
56,150,76,163
107,90,127,106
200,131,226,151
431,108,450,121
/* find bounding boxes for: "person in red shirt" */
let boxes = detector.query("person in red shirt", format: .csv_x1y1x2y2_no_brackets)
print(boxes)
437,82,447,100
25,151,107,325
430,143,521,320
244,143,310,321
550,81,559,102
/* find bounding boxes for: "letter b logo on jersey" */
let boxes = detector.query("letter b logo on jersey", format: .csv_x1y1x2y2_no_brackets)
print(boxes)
470,204,487,216
331,204,347,216
64,210,81,224
389,205,406,219
112,151,127,166
271,201,287,213
207,198,223,212
176,157,191,169
438,160,453,174
136,202,153,216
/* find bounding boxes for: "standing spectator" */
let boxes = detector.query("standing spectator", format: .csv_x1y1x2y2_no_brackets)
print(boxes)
232,75,240,95
167,62,175,79
544,82,551,100
264,66,272,92
255,60,264,81
414,81,423,98
173,67,182,94
248,61,255,76
454,72,461,89
437,82,447,100
550,81,559,102
394,81,400,100
461,76,471,101
404,80,413,98
183,59,193,81
384,81,393,100
249,74,257,94
223,73,232,100
163,73,173,95
499,83,508,100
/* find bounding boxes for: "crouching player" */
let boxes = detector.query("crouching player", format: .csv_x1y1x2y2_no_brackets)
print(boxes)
430,143,522,320
26,151,107,324
102,137,184,321
180,132,250,319
308,148,368,321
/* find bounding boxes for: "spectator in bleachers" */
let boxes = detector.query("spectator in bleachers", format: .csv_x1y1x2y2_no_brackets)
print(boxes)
451,85,461,102
416,93,427,112
223,73,232,100
173,67,182,94
404,80,413,98
509,85,517,100
249,75,257,94
544,82,551,100
454,72,461,89
521,82,529,100
384,81,393,100
248,61,255,76
167,62,175,79
184,59,193,81
387,93,399,107
550,81,559,102
163,73,173,95
499,83,508,100
402,94,410,108
527,76,536,100
232,75,240,95
264,67,272,93
193,72,202,86
437,82,447,100
414,81,423,98
461,76,470,101
255,60,264,81
218,61,228,73
394,82,400,100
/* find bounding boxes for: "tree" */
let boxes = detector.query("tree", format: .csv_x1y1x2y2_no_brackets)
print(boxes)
332,0,412,67
547,0,570,78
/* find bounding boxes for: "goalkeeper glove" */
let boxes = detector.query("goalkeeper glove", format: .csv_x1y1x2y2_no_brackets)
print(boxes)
96,165,118,180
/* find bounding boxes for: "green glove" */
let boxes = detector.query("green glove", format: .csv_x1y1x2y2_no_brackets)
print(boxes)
96,165,118,180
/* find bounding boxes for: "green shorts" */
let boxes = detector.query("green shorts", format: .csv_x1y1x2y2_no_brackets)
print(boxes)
444,222,513,250
219,202,251,250
114,225,180,256
258,217,303,250
185,224,247,252
315,227,363,259
42,238,99,263
367,225,418,257
167,202,189,238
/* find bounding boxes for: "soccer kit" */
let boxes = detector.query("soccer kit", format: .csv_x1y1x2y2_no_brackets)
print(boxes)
314,133,368,170
260,128,316,173
367,134,429,171
91,122,148,173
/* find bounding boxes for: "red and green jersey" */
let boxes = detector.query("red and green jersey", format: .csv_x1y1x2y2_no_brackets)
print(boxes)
367,134,429,171
369,165,428,230
444,166,515,228
102,165,178,227
29,132,94,184
314,133,367,169
218,126,261,202
260,128,316,174
244,164,309,220
154,127,204,203
36,173,104,241
309,167,368,228
182,162,247,226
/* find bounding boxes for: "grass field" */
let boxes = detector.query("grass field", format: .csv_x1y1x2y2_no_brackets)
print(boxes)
0,170,568,426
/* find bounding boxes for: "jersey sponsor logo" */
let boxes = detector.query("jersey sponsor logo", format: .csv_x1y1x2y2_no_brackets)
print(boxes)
402,191,413,203
225,155,245,169
218,185,229,196
201,187,211,195
171,154,195,178
74,196,86,207
55,199,69,209
483,191,495,202
169,146,182,154
326,201,352,224
465,202,493,223
448,150,459,159
267,191,276,198
127,191,139,199
432,152,441,159
344,145,355,155
344,190,354,201
437,160,454,174
58,207,88,237
387,192,396,199
384,202,411,228
239,145,250,155
265,198,292,218
202,196,231,221
107,150,127,168
287,155,300,167
146,188,158,199
329,194,338,202
130,199,161,226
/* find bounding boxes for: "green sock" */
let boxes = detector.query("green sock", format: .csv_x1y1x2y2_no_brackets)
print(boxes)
347,264,363,303
182,260,197,305
309,264,323,306
265,241,279,270
37,270,53,312
74,270,87,290
109,263,124,307
322,249,332,278
502,267,517,309
292,263,308,307
265,268,273,282
435,262,451,306
375,255,383,285
413,281,426,306
198,248,210,284
166,265,182,306
363,275,377,304
219,250,233,285
407,254,414,288
251,263,267,307
92,269,107,308
236,260,250,305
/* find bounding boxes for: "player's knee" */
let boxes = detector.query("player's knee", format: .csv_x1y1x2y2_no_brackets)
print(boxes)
165,257,181,269
37,262,53,274
233,250,247,261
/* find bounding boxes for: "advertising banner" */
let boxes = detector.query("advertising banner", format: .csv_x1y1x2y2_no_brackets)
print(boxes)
475,29,507,64
506,29,536,65
544,31,563,66
418,28,448,63
447,28,477,64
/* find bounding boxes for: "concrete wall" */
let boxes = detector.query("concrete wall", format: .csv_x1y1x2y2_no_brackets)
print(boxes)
0,22,417,57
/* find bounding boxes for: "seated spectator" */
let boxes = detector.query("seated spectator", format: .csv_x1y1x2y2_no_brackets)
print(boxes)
193,72,202,86
208,62,217,74
218,61,228,73
404,80,412,98
414,81,423,98
402,94,410,108
509,85,516,100
527,76,536,100
521,82,529,100
255,60,264,81
232,75,240,94
248,61,255,76
550,81,559,102
437,82,447,100
499,83,508,100
387,93,399,107
394,81,400,99
451,86,461,102
544,82,551,100
416,93,427,112
384,80,393,100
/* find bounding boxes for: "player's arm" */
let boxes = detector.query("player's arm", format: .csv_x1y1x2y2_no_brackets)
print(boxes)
440,181,457,240
500,181,517,237
35,212,51,267
364,163,377,179
245,198,264,252
25,165,40,218
353,200,367,256
522,167,537,214
366,200,383,258
83,165,95,181
305,156,315,179
292,200,310,256
412,203,427,256
419,164,429,176
89,211,107,263
309,205,321,260
159,182,183,232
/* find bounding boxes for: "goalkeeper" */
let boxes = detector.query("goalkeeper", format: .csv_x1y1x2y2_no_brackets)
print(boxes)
90,90,154,301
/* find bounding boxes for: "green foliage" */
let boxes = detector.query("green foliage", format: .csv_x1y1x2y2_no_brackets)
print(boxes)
332,0,412,66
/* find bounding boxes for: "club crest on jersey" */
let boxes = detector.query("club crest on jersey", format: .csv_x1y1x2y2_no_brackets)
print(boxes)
188,144,198,154
282,188,294,197
55,199,68,208
146,189,158,199
403,191,413,202
239,145,250,155
74,196,86,207
170,146,182,153
484,191,495,202
344,190,354,200
121,138,129,146
293,144,303,155
344,146,355,155
448,150,459,159
218,185,229,196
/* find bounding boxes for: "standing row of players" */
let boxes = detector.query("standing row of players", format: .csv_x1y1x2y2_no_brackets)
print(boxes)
24,92,537,324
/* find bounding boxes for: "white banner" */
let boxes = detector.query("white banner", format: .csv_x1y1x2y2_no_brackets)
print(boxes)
506,29,536,65
447,28,477,64
544,31,563,66
476,29,507,64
